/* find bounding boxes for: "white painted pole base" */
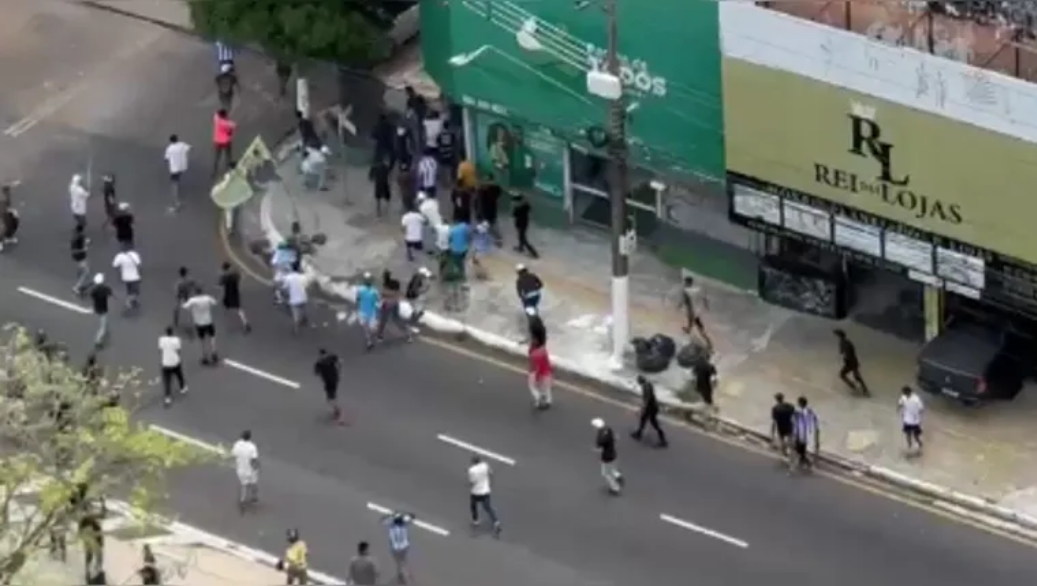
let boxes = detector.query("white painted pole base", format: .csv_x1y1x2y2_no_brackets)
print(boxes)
610,274,630,370
296,77,310,119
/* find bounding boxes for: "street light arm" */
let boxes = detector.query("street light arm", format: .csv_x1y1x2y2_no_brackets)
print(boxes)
449,45,597,107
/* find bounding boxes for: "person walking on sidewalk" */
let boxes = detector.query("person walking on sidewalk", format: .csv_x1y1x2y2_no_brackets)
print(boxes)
401,204,425,262
770,393,796,467
101,174,117,231
679,275,713,349
112,246,142,311
792,396,820,473
183,287,219,365
158,327,187,408
468,455,502,536
69,174,90,231
515,264,543,313
215,62,239,112
313,349,344,424
172,266,197,334
212,109,236,178
71,224,90,296
476,174,503,245
356,273,381,350
231,429,259,512
692,357,719,427
511,192,539,258
382,512,416,584
898,385,924,456
417,191,443,248
631,376,667,447
528,338,553,410
164,134,190,212
396,159,417,211
277,529,308,585
219,262,251,333
592,418,623,495
89,274,113,348
417,147,439,200
348,541,380,586
834,328,869,396
370,157,392,217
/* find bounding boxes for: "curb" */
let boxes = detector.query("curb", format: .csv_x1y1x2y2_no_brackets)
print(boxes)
106,500,346,585
76,0,196,37
258,150,1037,539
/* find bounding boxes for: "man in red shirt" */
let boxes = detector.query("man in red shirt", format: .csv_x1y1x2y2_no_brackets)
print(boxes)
212,109,237,178
528,340,553,410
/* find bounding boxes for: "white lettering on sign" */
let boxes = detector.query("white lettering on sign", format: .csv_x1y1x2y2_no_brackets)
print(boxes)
585,44,667,97
719,3,1037,145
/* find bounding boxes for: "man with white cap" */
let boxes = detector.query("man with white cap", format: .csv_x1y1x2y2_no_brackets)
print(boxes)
69,174,89,230
88,273,113,347
592,418,623,495
417,191,442,241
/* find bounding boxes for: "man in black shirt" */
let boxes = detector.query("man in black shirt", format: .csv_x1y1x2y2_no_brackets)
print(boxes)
113,202,134,248
592,418,623,495
313,349,343,424
834,329,869,396
437,119,457,177
631,376,667,447
101,174,117,230
173,266,197,332
71,225,90,296
511,193,539,258
215,63,239,111
770,393,795,463
476,176,503,245
693,359,718,425
219,262,250,333
89,273,113,348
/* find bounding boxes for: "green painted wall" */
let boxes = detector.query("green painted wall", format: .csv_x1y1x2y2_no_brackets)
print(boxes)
420,0,725,182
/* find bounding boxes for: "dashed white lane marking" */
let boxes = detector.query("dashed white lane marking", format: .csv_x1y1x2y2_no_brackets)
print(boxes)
659,513,749,549
366,502,451,537
436,434,516,466
224,359,301,389
149,424,227,456
17,286,91,314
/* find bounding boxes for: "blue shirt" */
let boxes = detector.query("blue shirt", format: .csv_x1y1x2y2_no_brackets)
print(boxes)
448,223,470,255
356,285,380,318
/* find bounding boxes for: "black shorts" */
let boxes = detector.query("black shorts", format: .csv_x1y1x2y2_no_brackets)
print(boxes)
195,324,216,339
405,240,424,252
839,362,859,377
696,386,714,406
125,281,140,296
170,172,182,183
222,295,240,310
794,440,808,460
323,379,339,400
902,423,922,437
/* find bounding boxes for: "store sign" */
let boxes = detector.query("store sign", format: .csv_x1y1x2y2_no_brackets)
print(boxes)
722,57,1037,269
585,45,668,97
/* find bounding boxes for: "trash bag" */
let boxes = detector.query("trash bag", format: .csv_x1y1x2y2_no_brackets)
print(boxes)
636,351,671,374
631,337,651,356
650,334,677,361
676,341,710,369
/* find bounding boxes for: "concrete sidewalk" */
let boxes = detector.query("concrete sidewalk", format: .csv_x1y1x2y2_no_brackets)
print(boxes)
236,138,1037,532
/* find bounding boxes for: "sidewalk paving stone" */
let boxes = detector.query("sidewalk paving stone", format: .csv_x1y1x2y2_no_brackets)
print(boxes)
238,136,1037,530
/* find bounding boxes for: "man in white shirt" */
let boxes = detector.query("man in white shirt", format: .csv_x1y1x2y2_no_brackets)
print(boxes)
231,429,259,512
467,456,501,536
417,192,442,247
401,207,425,262
164,134,190,211
422,111,444,150
183,287,219,365
112,248,142,309
158,326,187,407
69,174,90,229
279,267,310,334
898,386,924,454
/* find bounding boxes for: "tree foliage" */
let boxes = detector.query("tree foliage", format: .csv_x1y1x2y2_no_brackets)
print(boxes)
189,0,391,66
0,326,207,583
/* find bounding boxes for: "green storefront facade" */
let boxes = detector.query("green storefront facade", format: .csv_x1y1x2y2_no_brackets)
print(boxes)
419,0,759,287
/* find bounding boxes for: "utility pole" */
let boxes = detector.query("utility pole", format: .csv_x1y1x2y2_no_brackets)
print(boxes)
604,0,630,368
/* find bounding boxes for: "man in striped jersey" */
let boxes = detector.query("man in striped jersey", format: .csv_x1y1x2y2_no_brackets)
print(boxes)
382,511,416,584
416,147,439,199
792,396,820,472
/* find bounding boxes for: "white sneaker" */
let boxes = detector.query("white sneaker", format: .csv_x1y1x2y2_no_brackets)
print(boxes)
179,386,189,395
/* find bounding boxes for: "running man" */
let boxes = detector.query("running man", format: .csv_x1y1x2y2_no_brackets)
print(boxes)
277,529,308,585
792,396,820,473
313,349,344,424
71,224,90,296
356,273,381,350
183,287,219,365
158,327,187,408
219,262,251,333
89,274,113,348
69,174,89,230
112,246,142,310
231,430,259,513
468,455,502,536
164,134,190,211
172,267,197,333
279,264,309,334
592,417,623,495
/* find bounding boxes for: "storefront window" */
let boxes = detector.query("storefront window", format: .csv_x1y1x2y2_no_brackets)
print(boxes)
569,148,658,212
470,110,565,199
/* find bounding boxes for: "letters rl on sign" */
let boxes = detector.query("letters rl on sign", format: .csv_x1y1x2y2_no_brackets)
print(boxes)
812,106,963,226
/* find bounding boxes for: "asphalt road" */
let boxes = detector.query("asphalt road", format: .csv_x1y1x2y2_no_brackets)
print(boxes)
3,4,1037,586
